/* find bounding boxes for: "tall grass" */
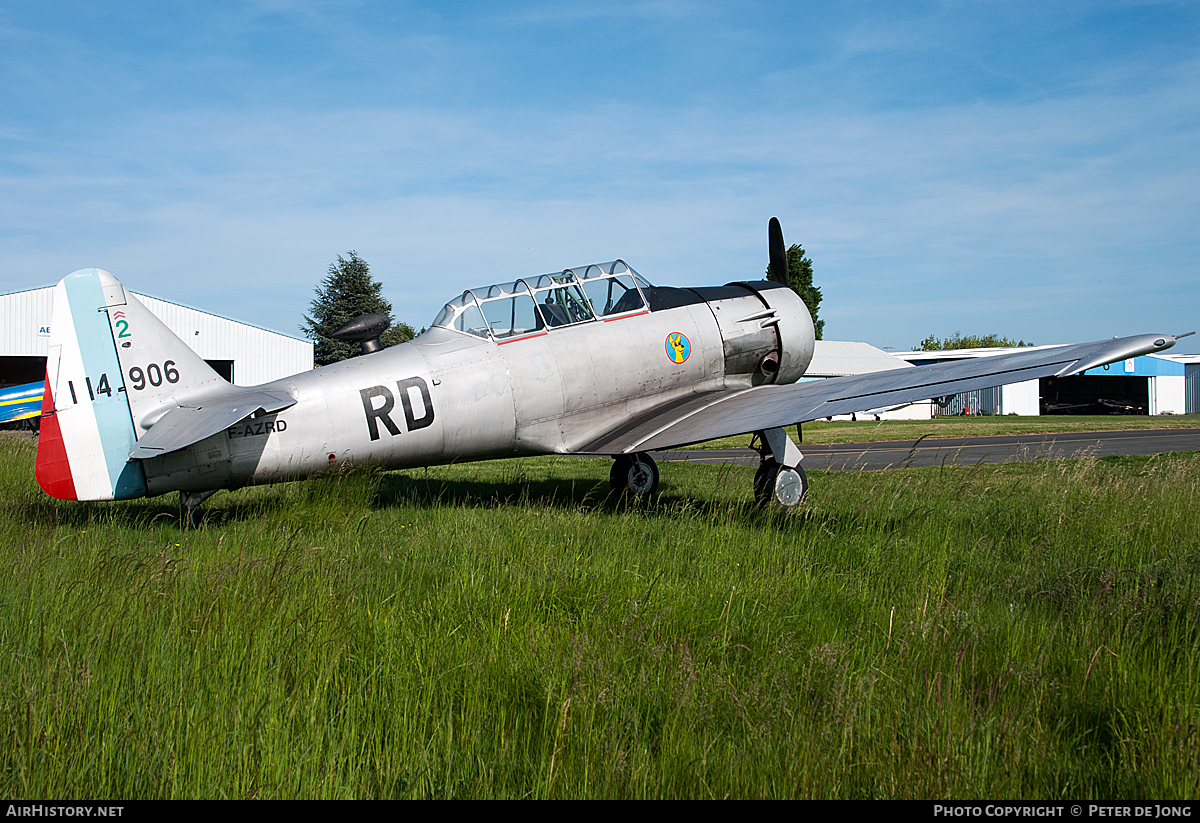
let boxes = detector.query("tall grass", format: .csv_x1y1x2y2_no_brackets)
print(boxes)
0,433,1196,798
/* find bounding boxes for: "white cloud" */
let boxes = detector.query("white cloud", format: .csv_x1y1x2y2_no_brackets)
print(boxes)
2,2,1197,352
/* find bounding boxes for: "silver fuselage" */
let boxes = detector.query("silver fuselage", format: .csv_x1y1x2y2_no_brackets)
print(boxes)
140,282,815,495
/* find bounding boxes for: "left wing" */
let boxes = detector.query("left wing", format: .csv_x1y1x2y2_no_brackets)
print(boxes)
579,333,1179,454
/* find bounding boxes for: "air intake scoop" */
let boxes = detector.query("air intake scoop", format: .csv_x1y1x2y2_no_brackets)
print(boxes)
332,313,391,355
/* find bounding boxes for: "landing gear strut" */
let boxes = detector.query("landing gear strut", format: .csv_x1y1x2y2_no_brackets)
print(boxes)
610,453,660,497
752,427,808,509
179,490,217,529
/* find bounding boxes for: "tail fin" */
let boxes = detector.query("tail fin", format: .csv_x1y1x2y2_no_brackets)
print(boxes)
35,269,225,501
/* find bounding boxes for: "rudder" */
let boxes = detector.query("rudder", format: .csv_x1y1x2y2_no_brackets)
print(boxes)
35,269,226,501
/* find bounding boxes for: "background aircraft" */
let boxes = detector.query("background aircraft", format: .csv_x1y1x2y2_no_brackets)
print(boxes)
34,221,1179,517
0,381,44,427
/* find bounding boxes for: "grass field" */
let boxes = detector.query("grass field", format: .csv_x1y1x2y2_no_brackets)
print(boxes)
1,433,1197,799
687,414,1200,449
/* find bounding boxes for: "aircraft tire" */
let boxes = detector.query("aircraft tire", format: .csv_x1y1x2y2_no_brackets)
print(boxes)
753,459,808,509
610,453,660,497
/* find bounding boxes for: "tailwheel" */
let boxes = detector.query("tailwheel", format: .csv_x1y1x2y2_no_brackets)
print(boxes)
610,453,660,497
179,490,218,529
753,458,808,509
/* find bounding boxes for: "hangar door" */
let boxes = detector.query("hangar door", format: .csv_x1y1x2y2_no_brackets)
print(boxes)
2,356,234,389
1040,375,1148,415
0,356,48,389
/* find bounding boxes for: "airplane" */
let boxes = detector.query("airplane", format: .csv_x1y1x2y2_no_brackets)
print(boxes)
33,219,1182,520
0,381,44,426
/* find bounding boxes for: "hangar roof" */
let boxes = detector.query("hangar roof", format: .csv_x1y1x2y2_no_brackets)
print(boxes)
892,345,1060,362
893,346,1184,377
805,340,914,378
0,284,312,386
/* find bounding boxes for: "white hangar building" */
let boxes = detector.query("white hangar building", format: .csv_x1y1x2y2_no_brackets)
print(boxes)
796,342,1195,418
893,347,1192,416
802,341,934,420
0,285,313,390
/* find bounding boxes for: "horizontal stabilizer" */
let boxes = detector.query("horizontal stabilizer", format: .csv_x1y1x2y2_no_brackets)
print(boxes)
579,333,1178,454
129,390,296,459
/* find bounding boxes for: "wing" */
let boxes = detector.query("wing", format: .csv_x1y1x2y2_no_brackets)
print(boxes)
579,333,1179,455
128,389,296,459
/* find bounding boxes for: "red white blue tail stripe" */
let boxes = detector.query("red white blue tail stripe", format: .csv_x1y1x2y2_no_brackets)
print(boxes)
36,269,147,501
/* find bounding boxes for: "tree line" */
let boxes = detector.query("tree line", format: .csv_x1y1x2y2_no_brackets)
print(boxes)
916,332,1033,351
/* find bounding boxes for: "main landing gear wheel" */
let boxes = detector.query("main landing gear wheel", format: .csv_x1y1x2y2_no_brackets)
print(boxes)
610,453,660,498
753,459,808,509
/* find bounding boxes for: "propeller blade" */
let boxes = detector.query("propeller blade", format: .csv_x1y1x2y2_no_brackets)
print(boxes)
768,217,789,285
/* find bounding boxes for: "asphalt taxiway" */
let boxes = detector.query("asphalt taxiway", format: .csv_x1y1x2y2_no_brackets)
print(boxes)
656,428,1200,471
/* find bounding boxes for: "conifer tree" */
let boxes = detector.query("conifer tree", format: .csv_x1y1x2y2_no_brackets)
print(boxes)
302,251,415,366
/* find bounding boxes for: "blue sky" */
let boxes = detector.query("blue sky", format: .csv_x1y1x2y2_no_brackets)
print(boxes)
2,1,1197,353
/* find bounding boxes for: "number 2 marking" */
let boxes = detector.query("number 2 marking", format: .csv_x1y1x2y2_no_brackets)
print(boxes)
115,319,130,338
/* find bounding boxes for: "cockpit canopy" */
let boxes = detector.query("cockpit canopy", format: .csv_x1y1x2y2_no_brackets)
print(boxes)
432,260,653,340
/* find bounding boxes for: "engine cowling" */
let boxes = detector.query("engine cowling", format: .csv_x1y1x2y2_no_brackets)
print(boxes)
706,282,815,387
751,282,815,384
